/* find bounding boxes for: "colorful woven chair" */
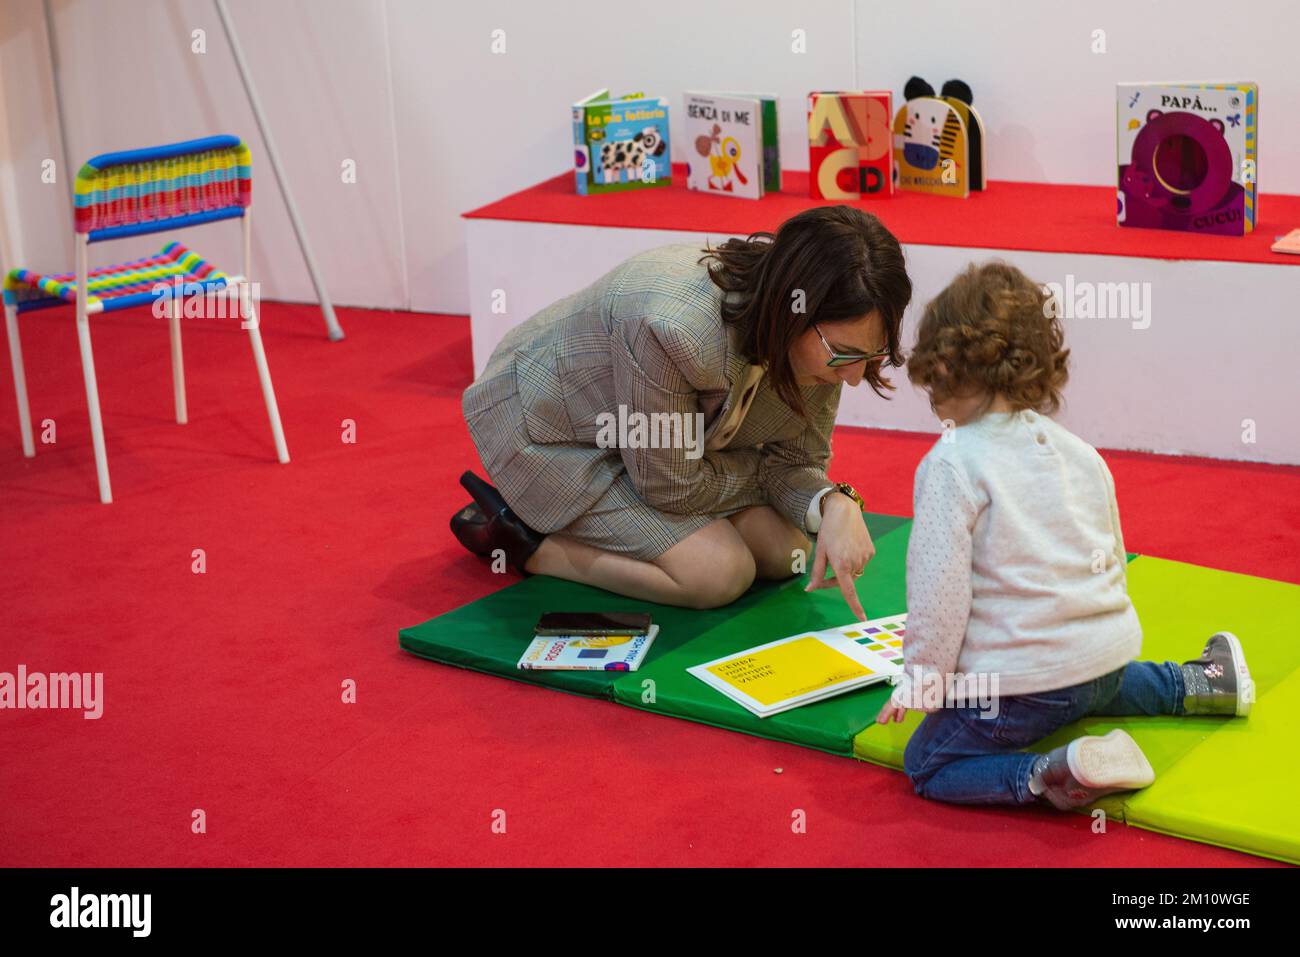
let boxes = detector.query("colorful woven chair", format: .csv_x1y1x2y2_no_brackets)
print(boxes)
3,134,288,503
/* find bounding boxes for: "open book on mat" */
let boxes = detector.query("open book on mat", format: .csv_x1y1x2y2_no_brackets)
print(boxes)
688,614,909,718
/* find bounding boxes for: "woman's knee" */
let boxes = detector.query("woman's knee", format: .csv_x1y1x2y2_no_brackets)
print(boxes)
760,528,812,580
683,545,756,608
728,506,812,580
656,525,756,609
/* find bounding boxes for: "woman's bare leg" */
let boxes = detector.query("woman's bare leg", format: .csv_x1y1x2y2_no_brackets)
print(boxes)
727,505,812,580
523,519,756,609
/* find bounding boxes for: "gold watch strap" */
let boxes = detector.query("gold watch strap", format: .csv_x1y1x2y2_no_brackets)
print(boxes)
832,481,865,511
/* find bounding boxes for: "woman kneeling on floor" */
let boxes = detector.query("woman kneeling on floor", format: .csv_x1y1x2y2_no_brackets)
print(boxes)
451,206,913,615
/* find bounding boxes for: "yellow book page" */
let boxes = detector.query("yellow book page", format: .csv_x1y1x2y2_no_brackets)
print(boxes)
706,636,874,707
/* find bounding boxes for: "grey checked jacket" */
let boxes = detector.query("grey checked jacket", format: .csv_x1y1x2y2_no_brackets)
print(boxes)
462,243,842,541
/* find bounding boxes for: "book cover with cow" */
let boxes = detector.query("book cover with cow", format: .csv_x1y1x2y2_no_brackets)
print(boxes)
684,91,780,200
807,91,893,200
572,89,672,195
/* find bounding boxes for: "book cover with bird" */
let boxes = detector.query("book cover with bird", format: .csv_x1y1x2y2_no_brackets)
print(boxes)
684,92,779,200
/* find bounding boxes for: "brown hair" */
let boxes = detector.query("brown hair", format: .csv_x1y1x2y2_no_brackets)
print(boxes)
698,206,912,416
907,261,1070,415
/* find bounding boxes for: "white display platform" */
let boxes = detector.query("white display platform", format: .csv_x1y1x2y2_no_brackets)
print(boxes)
466,217,1300,465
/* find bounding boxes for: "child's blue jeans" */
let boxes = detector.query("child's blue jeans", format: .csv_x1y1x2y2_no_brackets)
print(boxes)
902,661,1186,805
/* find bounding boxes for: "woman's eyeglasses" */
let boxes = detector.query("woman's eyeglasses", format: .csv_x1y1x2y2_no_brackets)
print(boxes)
815,323,892,368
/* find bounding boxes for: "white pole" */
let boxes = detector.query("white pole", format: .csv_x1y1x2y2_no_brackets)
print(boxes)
42,0,75,220
240,209,288,463
213,0,345,342
167,294,187,424
243,207,252,285
245,299,290,464
75,235,112,503
4,303,35,457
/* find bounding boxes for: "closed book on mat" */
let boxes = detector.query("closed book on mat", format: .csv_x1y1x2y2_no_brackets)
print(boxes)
518,625,659,671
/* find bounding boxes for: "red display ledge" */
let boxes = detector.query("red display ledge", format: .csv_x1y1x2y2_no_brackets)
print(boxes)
466,163,1300,267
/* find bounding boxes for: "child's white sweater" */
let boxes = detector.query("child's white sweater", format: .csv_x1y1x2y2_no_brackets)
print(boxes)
892,409,1142,710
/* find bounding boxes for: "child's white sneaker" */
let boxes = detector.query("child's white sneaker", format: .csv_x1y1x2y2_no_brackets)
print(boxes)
1030,729,1156,810
1182,631,1254,717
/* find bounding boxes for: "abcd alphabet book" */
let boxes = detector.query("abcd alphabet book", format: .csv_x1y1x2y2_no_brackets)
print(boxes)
572,89,672,195
688,614,909,717
684,91,780,199
807,91,893,200
1117,81,1258,235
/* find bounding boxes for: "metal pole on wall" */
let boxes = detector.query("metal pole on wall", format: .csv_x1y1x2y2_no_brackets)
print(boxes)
213,0,345,341
42,0,75,219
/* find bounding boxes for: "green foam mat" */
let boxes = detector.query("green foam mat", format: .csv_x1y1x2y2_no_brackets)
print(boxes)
400,512,910,703
605,522,911,754
401,513,1300,863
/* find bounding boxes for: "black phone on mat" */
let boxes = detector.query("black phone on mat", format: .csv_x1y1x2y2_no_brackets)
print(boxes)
534,612,652,637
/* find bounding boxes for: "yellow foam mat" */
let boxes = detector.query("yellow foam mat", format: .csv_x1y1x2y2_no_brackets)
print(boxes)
853,556,1300,863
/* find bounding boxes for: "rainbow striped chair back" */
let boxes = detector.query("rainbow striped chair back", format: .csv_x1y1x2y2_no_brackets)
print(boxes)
75,135,252,241
2,135,288,503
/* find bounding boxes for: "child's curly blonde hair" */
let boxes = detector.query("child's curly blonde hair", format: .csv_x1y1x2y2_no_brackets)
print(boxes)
907,261,1070,414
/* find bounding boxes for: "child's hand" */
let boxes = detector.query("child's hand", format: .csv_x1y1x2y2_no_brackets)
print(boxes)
876,700,908,724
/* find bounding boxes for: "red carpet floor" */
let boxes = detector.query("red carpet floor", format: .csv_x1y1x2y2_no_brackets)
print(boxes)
1,302,1295,867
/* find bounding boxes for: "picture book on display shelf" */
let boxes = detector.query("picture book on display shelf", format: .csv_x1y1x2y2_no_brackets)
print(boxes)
688,614,910,718
684,91,780,200
1117,81,1258,236
572,89,671,195
807,90,893,200
892,76,985,198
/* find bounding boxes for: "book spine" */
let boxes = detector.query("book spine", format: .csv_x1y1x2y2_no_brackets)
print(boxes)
762,96,781,194
572,105,590,195
1244,83,1258,232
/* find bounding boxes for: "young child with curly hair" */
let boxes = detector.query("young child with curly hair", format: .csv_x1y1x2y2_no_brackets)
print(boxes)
876,261,1254,810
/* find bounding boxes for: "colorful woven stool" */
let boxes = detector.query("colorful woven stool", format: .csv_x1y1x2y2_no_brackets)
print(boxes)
3,135,289,503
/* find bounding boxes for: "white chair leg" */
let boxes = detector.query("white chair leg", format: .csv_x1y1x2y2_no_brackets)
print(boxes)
75,316,112,504
242,295,289,464
75,236,111,503
4,303,35,457
167,297,187,424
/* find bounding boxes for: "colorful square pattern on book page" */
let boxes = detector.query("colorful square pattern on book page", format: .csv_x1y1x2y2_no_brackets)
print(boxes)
851,620,907,666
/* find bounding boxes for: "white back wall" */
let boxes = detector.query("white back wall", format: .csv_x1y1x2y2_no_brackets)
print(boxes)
0,0,407,308
0,0,1296,315
857,0,1299,189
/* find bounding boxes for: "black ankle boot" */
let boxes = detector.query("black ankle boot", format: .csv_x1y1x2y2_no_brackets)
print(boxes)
449,471,545,574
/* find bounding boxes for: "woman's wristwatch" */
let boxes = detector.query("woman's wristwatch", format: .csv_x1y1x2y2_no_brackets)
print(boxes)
806,481,866,533
822,481,866,514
